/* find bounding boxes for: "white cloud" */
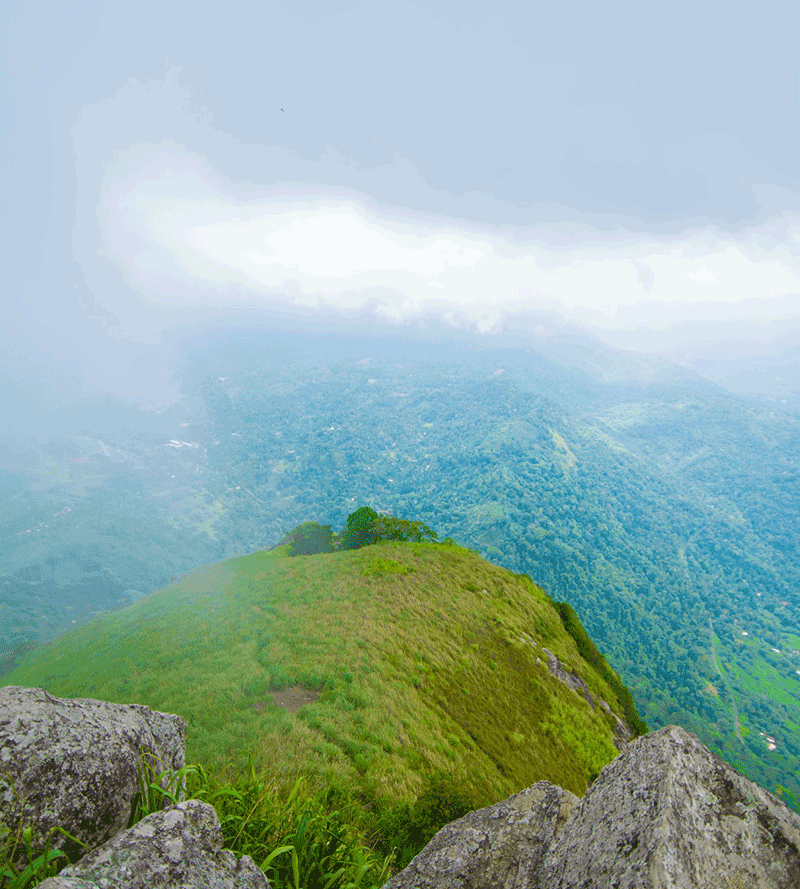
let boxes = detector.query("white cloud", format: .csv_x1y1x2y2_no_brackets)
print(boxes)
687,266,718,283
96,143,800,335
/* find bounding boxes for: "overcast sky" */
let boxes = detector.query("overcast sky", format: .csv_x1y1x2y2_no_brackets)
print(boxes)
3,0,800,411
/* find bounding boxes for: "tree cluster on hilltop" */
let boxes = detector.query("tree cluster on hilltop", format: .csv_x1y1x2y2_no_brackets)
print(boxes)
284,506,443,556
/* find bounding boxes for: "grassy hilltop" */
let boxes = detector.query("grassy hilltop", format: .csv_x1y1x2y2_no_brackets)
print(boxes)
1,530,643,879
6,339,800,812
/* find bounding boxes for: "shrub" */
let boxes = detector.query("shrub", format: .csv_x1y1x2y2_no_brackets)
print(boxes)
287,523,336,556
375,771,477,872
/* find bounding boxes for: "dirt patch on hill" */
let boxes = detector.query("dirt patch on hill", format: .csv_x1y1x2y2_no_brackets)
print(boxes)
268,685,321,714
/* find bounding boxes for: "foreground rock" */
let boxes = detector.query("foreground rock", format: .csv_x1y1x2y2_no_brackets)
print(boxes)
385,782,578,889
1,686,268,887
0,686,186,863
386,725,800,889
38,800,269,889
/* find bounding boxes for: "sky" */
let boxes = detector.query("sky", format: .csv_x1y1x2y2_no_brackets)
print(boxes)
3,0,800,414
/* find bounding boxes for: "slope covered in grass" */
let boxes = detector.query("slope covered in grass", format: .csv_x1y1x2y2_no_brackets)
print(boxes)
1,541,637,839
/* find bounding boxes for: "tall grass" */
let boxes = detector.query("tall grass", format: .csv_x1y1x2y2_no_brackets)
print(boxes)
1,541,641,885
1,752,394,889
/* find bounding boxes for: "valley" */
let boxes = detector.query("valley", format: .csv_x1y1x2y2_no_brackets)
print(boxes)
3,331,800,811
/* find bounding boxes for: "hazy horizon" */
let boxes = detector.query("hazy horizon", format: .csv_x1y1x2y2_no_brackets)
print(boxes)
3,0,800,419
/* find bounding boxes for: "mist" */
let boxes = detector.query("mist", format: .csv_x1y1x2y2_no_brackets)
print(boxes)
3,0,800,431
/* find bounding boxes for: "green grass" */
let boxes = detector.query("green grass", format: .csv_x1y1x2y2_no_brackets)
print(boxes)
726,648,800,711
1,752,394,889
1,541,640,885
785,634,800,652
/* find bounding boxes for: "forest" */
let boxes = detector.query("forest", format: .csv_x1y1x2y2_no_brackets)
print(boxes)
3,332,800,809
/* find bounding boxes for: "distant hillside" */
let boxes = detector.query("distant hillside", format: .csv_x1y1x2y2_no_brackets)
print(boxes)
1,537,641,860
4,330,800,812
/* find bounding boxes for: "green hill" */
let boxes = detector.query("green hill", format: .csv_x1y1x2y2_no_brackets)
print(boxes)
1,537,641,865
9,331,800,814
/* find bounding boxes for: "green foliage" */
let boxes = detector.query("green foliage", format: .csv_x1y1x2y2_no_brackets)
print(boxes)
372,516,438,545
127,748,202,828
339,509,439,551
374,771,478,872
0,751,395,889
188,766,394,889
340,508,380,550
554,601,649,737
287,523,337,557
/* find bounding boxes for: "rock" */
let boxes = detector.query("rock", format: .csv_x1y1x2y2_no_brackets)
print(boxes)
38,800,269,889
387,725,800,889
598,697,635,749
0,686,186,863
542,724,800,888
541,648,595,709
540,648,634,751
383,782,578,889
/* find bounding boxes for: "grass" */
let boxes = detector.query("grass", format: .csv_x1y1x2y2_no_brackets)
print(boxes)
1,541,640,886
1,751,394,889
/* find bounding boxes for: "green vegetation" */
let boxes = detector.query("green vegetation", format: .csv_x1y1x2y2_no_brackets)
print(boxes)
5,335,800,811
164,341,800,808
1,819,88,889
280,509,439,556
1,538,639,886
286,522,337,556
554,600,648,737
1,751,395,889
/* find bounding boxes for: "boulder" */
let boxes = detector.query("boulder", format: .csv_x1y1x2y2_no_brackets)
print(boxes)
38,800,269,889
542,724,800,888
384,782,578,889
387,725,800,889
0,686,185,863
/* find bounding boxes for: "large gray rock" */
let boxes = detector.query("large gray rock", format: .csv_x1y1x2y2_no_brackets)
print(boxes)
384,782,579,889
0,686,186,863
38,800,269,889
387,725,800,889
542,724,800,888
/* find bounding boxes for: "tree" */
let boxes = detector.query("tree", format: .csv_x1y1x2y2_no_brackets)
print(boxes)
340,506,380,550
288,522,336,555
373,515,439,543
340,507,441,549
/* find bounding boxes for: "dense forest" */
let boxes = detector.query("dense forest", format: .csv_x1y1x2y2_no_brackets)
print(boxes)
3,331,800,809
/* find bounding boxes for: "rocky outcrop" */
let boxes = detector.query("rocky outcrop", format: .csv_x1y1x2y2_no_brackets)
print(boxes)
9,683,800,889
0,686,269,888
38,800,268,889
0,686,186,863
540,647,634,749
541,647,595,709
546,724,800,888
386,725,800,889
384,782,579,889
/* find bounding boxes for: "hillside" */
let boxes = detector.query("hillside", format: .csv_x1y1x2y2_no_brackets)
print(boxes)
186,337,800,810
4,330,800,811
1,537,640,864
